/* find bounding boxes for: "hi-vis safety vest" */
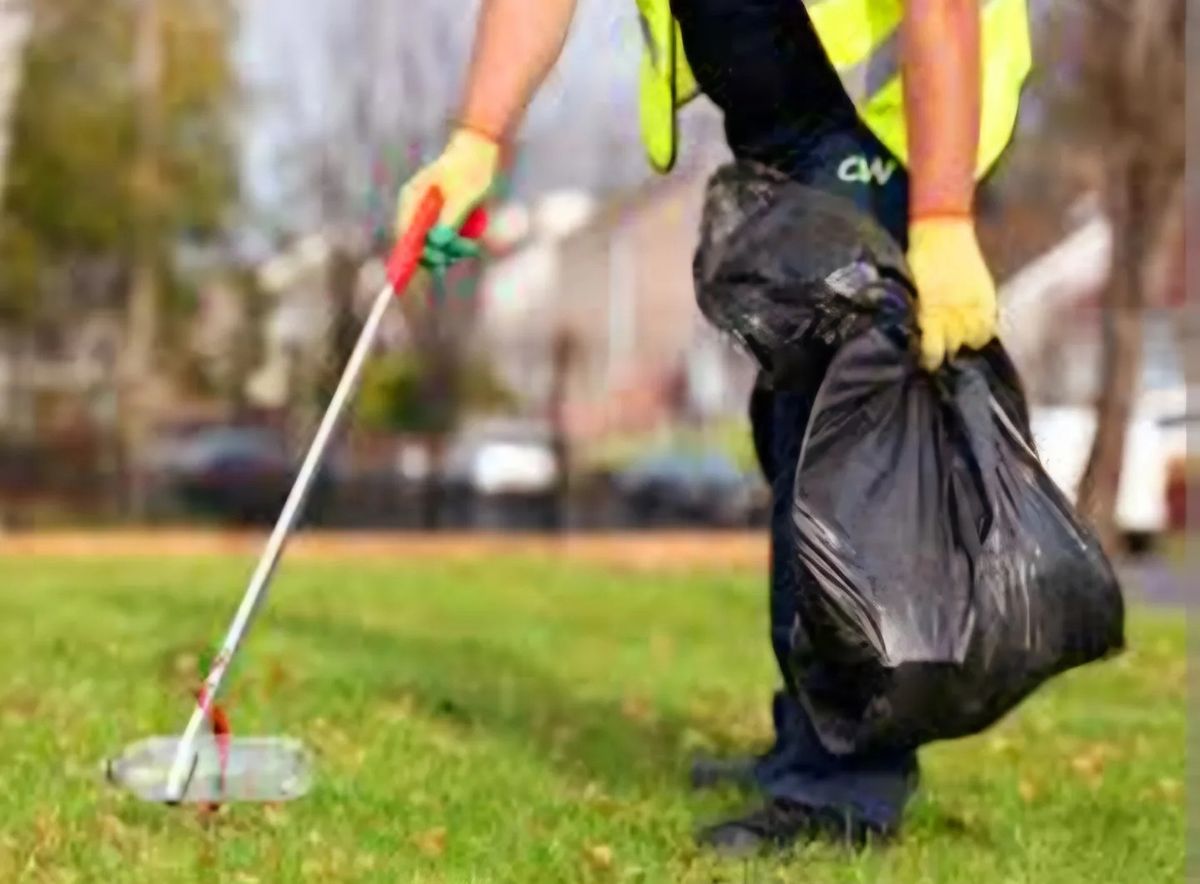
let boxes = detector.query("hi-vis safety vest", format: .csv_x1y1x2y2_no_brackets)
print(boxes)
636,0,1032,178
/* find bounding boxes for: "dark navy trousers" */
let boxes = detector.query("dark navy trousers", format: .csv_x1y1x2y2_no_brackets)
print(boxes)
740,118,919,831
675,0,950,832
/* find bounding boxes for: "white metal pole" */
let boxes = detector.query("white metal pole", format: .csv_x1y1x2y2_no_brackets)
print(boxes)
163,280,396,802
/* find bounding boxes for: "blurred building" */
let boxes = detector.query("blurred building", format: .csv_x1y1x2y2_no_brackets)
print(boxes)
250,234,338,409
1000,196,1187,406
479,140,754,439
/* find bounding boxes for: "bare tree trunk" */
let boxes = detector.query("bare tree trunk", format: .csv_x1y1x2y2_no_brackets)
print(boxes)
226,273,265,419
1078,159,1148,551
1074,0,1183,553
420,432,447,531
417,291,461,531
0,5,30,529
122,0,163,519
321,245,363,399
548,327,579,532
0,328,21,529
122,263,158,517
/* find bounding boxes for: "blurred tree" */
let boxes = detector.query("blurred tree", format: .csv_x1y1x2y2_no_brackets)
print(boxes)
357,329,514,529
0,0,237,510
1,0,235,316
272,0,508,524
1057,0,1185,548
358,348,514,436
547,325,582,531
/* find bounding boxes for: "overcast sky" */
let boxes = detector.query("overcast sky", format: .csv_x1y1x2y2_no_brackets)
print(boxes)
235,0,660,221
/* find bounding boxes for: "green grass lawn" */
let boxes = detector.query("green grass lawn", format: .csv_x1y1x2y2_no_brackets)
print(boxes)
0,553,1185,882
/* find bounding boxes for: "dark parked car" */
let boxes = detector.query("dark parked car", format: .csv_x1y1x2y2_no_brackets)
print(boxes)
150,427,332,525
612,451,768,528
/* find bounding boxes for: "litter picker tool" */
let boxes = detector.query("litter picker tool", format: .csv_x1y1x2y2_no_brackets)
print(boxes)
106,189,484,804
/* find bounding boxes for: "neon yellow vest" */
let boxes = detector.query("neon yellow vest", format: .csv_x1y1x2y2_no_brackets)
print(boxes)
636,0,1031,178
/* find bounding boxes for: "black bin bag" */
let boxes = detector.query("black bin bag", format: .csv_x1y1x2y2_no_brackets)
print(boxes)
696,163,1125,755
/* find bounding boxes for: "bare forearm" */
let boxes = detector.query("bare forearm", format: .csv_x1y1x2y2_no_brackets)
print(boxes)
460,0,579,140
901,0,981,219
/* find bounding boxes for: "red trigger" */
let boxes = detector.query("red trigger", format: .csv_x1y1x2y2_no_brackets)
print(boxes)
459,208,489,241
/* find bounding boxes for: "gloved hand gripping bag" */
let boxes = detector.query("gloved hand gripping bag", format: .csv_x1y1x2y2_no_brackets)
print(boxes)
696,162,1125,755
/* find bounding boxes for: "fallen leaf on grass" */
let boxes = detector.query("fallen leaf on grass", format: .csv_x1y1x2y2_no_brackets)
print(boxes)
265,659,291,692
679,727,715,753
0,691,40,725
1157,777,1182,800
1069,743,1117,787
987,736,1014,755
525,819,550,840
97,814,128,842
263,805,287,829
621,695,654,725
196,803,228,826
377,693,417,723
1026,713,1053,736
584,843,614,872
1113,652,1135,671
33,810,63,853
581,782,620,813
1070,755,1103,780
649,632,675,665
550,724,579,751
1018,778,1039,803
173,652,199,680
412,826,447,858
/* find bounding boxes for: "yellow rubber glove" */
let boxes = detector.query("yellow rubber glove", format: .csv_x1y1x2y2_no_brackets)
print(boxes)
395,128,501,235
908,217,998,372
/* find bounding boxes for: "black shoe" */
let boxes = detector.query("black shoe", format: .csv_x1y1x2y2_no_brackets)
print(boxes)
689,754,759,791
696,798,889,857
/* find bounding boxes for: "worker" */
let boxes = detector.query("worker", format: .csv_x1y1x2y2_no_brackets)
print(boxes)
397,0,1030,855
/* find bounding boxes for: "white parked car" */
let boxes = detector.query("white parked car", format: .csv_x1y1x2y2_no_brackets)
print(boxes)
1016,312,1186,544
443,420,560,496
1029,401,1171,540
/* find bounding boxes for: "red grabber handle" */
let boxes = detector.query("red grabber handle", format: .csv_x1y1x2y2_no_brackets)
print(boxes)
385,188,490,296
386,188,442,295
